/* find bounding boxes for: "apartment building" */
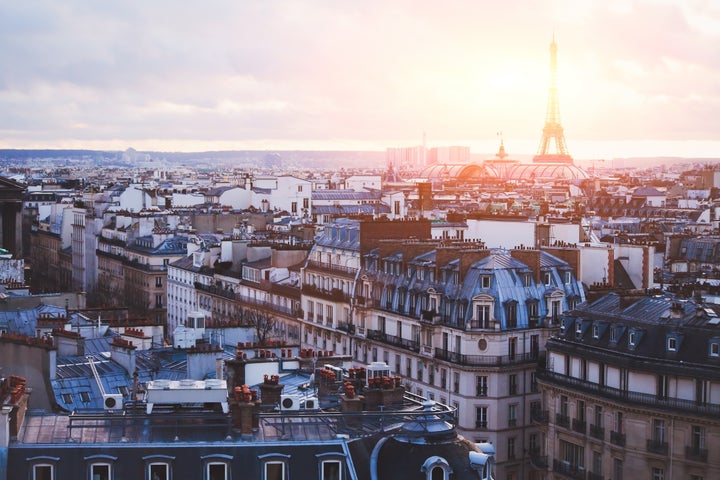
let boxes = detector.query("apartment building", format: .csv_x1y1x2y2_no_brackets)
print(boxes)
537,292,720,479
298,218,585,480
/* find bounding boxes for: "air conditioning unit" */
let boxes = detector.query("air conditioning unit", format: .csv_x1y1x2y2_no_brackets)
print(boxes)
280,394,300,411
303,396,319,410
103,394,123,411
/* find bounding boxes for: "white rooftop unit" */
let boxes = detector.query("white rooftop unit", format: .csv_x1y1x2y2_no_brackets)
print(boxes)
173,311,207,349
145,379,228,414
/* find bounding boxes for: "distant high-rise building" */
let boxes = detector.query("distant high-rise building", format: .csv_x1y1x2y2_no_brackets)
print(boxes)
427,146,471,165
386,145,426,171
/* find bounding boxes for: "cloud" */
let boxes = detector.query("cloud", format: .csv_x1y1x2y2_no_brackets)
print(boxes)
0,0,718,152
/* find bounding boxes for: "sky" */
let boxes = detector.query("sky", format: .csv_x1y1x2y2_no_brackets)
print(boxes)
0,0,719,159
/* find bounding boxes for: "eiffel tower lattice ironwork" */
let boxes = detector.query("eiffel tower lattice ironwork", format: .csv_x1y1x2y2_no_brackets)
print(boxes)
534,36,573,164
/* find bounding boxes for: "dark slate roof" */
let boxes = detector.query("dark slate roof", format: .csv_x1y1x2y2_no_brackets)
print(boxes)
632,186,664,197
348,433,484,480
312,204,391,215
557,293,720,376
312,189,381,201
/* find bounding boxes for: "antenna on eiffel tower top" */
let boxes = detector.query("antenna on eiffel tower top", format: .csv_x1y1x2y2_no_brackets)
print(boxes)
534,34,573,165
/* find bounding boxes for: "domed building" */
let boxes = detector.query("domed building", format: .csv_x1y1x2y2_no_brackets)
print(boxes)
348,401,496,480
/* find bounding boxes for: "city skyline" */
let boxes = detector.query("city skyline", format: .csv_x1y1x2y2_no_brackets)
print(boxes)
1,1,718,159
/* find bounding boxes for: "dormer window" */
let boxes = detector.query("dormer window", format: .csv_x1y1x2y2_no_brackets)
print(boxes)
565,272,572,284
592,325,599,339
421,457,452,480
524,274,532,287
628,331,636,347
610,327,617,343
544,273,552,286
667,337,677,352
711,342,720,357
575,321,583,336
481,276,491,289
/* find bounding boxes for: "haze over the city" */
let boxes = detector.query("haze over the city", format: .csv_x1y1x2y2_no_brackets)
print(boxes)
1,0,718,159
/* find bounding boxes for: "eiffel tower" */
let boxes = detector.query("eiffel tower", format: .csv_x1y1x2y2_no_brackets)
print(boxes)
533,36,573,164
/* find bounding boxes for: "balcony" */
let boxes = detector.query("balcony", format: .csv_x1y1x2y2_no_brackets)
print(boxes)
366,329,420,352
571,418,586,434
336,322,356,335
646,439,668,455
434,348,539,367
589,424,604,440
531,409,549,425
529,452,548,470
537,369,720,418
556,413,570,429
420,309,440,323
305,259,358,278
610,430,626,447
475,421,488,429
685,446,708,463
302,284,351,302
553,460,586,480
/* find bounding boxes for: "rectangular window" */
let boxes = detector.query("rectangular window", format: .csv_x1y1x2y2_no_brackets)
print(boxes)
265,462,285,480
291,202,297,214
149,463,169,480
696,379,709,404
476,376,488,397
592,451,602,476
577,400,586,422
207,463,227,480
34,465,53,480
668,337,677,351
653,419,666,442
613,458,623,480
614,411,623,433
453,372,460,394
155,276,162,287
652,468,664,480
657,375,668,399
691,425,705,449
507,437,516,459
560,439,584,469
476,304,491,328
509,374,517,395
508,404,517,427
322,460,342,480
303,197,309,209
80,391,91,403
711,342,719,356
476,406,488,428
481,276,490,288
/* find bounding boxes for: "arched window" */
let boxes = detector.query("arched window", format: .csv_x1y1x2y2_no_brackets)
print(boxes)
27,457,59,480
201,454,232,480
142,454,174,480
420,456,452,480
85,454,117,480
259,453,291,480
